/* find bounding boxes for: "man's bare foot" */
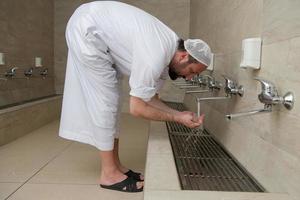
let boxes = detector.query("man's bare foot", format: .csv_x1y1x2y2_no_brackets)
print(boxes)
100,168,143,189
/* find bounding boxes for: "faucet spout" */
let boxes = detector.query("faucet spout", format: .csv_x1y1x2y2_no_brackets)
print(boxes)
197,96,230,102
226,105,272,120
186,89,210,94
180,85,201,89
173,82,194,86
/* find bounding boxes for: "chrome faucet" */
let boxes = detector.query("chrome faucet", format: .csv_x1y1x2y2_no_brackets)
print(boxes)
40,68,48,79
173,77,196,86
226,77,294,120
177,75,203,88
255,77,294,109
223,75,244,96
177,75,205,89
195,76,245,111
185,75,218,94
24,67,34,77
5,67,18,77
205,75,222,91
196,75,207,86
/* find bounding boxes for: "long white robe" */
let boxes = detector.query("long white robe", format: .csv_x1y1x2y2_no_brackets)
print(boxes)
59,1,178,150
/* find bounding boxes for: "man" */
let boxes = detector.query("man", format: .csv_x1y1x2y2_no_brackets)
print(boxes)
59,1,212,193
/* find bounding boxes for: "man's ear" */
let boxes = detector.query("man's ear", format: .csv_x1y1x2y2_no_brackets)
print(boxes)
179,51,189,63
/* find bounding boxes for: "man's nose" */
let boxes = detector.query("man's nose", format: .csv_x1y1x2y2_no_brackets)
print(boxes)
186,74,194,80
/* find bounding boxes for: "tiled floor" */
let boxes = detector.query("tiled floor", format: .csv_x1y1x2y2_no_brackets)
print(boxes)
0,113,149,200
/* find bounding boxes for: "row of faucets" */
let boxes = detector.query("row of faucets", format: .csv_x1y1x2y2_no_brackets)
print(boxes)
173,75,294,120
177,74,244,97
0,67,48,81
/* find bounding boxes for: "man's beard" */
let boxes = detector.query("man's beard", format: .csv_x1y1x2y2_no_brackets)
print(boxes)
168,66,180,80
168,62,187,80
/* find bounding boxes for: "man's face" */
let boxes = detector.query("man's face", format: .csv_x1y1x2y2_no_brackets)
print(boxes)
169,60,207,80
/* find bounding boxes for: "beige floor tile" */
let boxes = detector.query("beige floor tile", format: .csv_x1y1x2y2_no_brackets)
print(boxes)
0,183,22,200
0,120,70,182
29,113,149,185
1,112,149,198
29,142,101,184
8,183,143,200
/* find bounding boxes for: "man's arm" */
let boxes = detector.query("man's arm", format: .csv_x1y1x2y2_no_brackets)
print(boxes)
130,96,175,122
147,94,180,115
130,95,204,128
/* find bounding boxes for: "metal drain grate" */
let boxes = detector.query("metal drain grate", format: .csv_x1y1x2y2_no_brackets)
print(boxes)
164,101,186,111
165,101,265,192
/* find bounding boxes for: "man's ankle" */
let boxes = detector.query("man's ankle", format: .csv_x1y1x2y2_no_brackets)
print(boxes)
102,167,120,176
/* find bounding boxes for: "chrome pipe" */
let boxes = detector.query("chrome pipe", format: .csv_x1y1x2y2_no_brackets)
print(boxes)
197,100,201,117
226,107,272,120
172,81,191,86
186,90,210,94
180,85,200,89
197,96,230,102
174,83,195,86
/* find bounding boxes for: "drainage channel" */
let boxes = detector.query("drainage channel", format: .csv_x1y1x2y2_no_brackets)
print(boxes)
165,101,265,192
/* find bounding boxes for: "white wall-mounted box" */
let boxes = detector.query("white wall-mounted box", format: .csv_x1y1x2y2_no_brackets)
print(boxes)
240,38,262,69
0,53,5,65
35,57,43,67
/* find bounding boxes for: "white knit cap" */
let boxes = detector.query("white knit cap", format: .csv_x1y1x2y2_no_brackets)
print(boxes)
184,39,212,66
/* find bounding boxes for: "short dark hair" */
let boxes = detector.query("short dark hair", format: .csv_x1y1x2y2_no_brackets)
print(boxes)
177,39,198,64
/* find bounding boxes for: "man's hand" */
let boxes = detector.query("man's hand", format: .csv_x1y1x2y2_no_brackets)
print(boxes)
174,111,204,128
130,96,204,127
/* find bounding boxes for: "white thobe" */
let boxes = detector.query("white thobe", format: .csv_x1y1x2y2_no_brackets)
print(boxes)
59,1,178,150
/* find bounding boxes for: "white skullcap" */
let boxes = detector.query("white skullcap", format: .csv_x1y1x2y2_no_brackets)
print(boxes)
184,39,212,66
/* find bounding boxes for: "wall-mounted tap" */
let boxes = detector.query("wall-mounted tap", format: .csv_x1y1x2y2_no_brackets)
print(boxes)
223,75,244,96
226,77,294,120
194,76,245,117
195,75,207,87
5,67,18,77
40,68,48,79
173,77,196,86
179,75,201,86
188,75,245,96
24,67,34,77
186,75,221,93
179,75,205,89
254,77,293,109
205,75,222,90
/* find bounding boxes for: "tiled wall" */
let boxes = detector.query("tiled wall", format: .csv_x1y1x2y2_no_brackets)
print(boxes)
54,0,190,111
186,0,300,198
0,0,55,107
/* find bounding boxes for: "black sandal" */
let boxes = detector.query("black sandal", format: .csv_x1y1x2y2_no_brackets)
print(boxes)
124,169,144,181
100,177,143,193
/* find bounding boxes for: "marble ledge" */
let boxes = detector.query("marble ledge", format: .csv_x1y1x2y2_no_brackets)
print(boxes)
0,95,62,115
144,121,293,200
